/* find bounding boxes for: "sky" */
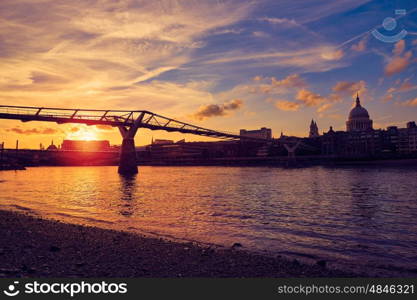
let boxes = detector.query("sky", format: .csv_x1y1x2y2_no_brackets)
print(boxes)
0,0,417,148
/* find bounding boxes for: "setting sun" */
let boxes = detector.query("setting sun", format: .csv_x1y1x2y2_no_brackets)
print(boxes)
1,0,417,286
66,126,99,141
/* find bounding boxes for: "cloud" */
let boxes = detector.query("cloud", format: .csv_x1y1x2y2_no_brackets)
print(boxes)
317,103,333,113
42,128,58,134
385,41,413,76
381,93,393,103
271,74,307,88
296,89,326,107
332,80,367,97
6,127,60,135
0,0,253,111
397,81,417,92
252,31,269,38
385,52,413,76
203,45,346,72
212,28,243,35
393,40,405,56
293,88,341,113
131,66,177,84
95,124,114,131
63,1,252,44
379,77,417,103
223,99,243,110
271,0,370,24
351,38,367,52
401,98,417,107
257,79,353,114
248,74,307,95
193,99,243,120
321,49,344,61
327,113,344,120
385,78,417,95
275,100,300,111
258,17,299,27
0,0,389,145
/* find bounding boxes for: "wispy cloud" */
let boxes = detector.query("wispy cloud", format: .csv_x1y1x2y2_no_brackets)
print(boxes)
261,0,371,25
332,80,367,97
317,103,334,113
320,49,344,61
400,98,417,107
258,17,299,26
382,78,417,103
272,74,307,88
6,127,61,135
95,125,115,131
0,0,253,112
351,37,367,52
247,74,307,95
202,46,346,72
275,100,300,112
1,0,416,144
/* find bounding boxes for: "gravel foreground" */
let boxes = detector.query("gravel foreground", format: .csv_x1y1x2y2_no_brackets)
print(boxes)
0,209,357,278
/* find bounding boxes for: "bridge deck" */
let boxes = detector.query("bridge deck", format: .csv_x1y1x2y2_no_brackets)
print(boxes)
0,105,251,140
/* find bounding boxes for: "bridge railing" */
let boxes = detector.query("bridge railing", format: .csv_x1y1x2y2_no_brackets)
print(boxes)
0,105,140,123
0,104,270,142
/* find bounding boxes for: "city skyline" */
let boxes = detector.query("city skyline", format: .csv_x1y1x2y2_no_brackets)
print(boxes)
1,92,415,150
2,1,417,282
1,0,417,148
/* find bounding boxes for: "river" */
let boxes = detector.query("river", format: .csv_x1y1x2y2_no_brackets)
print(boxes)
1,165,417,275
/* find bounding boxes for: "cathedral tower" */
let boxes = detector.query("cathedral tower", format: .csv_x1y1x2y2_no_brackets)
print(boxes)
309,119,319,138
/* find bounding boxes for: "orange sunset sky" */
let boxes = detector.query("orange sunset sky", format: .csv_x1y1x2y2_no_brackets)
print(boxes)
1,0,417,148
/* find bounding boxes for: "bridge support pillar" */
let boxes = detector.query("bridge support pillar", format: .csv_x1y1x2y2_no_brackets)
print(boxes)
283,140,301,168
117,112,145,175
118,138,138,174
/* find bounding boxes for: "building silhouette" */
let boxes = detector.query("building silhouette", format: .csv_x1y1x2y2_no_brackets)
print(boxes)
61,140,110,152
309,119,319,138
346,93,373,132
143,93,416,162
240,127,272,140
322,94,417,158
46,140,58,151
30,94,416,163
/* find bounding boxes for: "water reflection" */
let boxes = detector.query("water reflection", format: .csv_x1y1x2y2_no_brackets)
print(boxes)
1,165,417,275
118,174,137,217
348,169,378,221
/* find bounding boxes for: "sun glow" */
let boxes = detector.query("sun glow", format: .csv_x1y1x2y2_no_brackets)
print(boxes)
66,127,99,141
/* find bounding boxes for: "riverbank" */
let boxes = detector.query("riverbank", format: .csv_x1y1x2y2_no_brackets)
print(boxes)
137,157,417,167
0,209,357,278
0,163,25,170
3,148,417,168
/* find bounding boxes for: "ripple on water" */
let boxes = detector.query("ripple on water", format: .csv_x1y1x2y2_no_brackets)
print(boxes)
1,165,417,275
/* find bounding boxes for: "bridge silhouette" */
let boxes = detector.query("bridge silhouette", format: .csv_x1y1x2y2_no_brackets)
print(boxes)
0,105,269,174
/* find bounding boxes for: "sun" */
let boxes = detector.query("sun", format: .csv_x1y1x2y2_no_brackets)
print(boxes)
78,131,98,141
66,126,99,141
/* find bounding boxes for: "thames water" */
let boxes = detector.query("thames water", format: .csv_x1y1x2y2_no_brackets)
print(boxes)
1,165,417,275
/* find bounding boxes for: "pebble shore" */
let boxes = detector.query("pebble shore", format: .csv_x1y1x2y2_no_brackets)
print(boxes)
0,209,356,278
